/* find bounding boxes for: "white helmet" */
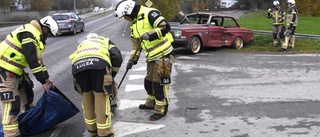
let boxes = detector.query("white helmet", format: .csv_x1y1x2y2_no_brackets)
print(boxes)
114,0,135,18
287,0,295,4
86,33,99,39
273,0,280,6
40,16,58,36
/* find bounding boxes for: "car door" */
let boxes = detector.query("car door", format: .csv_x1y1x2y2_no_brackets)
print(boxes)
71,14,80,31
208,17,224,46
74,14,83,29
221,17,240,46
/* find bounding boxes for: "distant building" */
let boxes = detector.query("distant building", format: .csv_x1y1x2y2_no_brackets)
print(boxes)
220,0,237,8
10,0,28,11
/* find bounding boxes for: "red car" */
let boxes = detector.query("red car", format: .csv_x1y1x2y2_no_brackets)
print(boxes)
170,12,254,54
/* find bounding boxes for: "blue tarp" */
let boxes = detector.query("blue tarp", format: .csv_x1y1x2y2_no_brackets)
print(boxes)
0,124,3,137
18,87,79,136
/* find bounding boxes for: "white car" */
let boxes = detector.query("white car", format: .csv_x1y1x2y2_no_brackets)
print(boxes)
93,7,99,12
99,8,106,12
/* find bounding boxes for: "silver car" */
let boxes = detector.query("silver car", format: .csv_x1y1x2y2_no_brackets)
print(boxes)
52,12,85,35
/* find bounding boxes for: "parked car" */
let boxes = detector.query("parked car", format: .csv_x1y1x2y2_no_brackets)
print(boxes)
99,8,107,12
52,12,85,35
170,12,254,54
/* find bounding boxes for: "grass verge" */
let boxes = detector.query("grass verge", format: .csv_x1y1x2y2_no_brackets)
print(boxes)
235,10,320,53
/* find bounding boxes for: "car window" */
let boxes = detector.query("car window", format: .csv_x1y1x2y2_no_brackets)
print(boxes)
70,14,77,19
210,17,222,26
185,14,209,24
222,18,238,28
53,15,69,20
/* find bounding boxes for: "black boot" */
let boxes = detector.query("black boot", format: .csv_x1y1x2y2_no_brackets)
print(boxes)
139,104,154,109
149,113,166,121
278,48,286,52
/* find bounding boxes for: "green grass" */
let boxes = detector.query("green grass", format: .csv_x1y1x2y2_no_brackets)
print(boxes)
233,10,320,53
238,10,320,35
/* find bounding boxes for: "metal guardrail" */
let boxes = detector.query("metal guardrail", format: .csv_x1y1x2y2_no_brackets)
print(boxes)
254,30,320,40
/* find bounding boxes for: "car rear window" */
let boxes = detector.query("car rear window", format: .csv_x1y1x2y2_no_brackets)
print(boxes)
53,15,70,20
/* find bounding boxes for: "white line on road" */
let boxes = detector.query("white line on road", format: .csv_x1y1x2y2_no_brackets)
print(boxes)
113,121,165,137
118,99,145,110
124,84,144,92
128,75,145,80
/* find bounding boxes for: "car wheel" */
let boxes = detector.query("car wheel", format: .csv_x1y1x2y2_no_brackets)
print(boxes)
232,37,244,49
81,24,85,32
72,26,77,35
187,36,202,54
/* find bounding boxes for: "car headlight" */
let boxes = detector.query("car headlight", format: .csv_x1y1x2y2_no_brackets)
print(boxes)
173,30,182,38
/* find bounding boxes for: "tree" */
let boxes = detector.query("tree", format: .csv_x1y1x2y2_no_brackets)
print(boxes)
0,0,10,12
139,0,182,20
30,0,54,11
193,0,210,12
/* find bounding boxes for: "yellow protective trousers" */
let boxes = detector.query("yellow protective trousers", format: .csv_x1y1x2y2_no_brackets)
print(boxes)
0,68,30,137
144,55,174,115
82,91,113,136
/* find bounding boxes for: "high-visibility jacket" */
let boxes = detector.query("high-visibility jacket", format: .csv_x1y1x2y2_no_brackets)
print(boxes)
0,23,45,76
130,6,173,62
69,37,122,75
268,7,286,25
287,5,298,26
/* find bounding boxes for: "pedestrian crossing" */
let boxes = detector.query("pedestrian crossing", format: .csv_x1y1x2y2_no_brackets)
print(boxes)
112,56,168,137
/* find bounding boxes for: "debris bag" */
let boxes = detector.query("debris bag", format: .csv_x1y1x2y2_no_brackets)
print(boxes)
0,124,3,137
18,86,79,136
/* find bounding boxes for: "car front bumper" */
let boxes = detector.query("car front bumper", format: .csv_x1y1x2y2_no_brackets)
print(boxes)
172,38,187,48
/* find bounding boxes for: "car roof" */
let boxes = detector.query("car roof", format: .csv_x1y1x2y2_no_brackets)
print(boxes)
187,12,234,18
53,12,76,16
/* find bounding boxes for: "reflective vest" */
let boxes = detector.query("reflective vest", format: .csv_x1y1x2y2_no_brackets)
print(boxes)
69,37,112,67
287,5,298,26
271,8,286,25
0,24,44,75
131,6,173,62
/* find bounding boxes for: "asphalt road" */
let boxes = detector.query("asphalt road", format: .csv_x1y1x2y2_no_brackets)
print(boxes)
1,10,320,137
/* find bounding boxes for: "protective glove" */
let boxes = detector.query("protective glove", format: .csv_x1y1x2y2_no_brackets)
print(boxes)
126,60,134,70
287,23,293,29
140,33,150,40
268,8,271,12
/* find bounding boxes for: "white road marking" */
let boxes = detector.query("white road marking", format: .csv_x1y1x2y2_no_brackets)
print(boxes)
124,84,144,92
129,75,145,80
113,121,165,137
133,66,147,71
118,99,145,110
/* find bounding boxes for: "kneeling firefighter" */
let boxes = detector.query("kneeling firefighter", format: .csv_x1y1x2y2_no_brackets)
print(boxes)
69,33,123,137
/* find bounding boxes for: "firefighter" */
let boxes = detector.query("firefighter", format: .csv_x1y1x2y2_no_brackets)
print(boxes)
267,0,286,47
69,33,123,137
114,0,175,121
280,0,299,52
0,15,58,137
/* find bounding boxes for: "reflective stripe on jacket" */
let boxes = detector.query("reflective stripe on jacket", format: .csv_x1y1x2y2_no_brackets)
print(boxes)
69,37,113,74
287,5,298,26
130,6,173,62
0,24,44,75
271,8,286,25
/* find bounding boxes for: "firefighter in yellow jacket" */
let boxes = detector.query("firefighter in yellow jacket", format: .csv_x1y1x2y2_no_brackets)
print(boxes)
0,16,58,137
115,0,175,121
69,33,123,137
280,0,299,52
267,0,286,47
